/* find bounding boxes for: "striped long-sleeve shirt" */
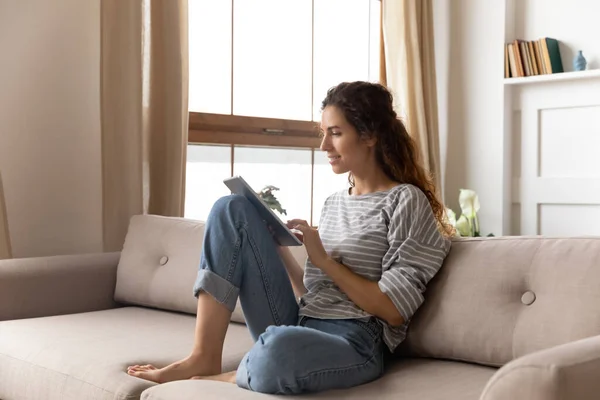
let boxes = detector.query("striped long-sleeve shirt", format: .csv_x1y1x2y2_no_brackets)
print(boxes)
298,184,452,352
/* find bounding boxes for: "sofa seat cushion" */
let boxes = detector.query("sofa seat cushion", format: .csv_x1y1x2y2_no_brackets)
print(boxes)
141,358,496,400
0,307,253,400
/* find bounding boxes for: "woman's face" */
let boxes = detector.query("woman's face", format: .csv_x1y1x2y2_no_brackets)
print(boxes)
319,105,374,175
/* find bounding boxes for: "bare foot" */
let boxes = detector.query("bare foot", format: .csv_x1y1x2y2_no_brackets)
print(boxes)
191,370,237,384
127,354,221,383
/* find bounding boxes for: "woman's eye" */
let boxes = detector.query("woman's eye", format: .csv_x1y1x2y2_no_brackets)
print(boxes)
331,131,341,136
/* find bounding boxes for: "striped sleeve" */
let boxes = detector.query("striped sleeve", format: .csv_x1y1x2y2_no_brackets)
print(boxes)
378,186,450,322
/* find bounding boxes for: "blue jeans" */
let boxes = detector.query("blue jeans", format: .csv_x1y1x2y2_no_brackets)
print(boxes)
193,195,385,394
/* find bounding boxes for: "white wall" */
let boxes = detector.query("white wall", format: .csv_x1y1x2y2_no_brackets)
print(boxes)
432,0,450,200
434,0,506,236
0,0,103,258
514,0,600,71
435,0,600,236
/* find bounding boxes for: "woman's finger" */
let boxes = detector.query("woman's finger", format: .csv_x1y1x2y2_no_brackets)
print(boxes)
287,219,309,227
293,223,307,232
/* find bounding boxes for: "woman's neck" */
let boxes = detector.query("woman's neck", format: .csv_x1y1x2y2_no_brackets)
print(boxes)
350,166,398,196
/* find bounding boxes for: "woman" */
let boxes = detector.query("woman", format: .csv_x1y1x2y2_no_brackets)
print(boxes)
127,81,453,394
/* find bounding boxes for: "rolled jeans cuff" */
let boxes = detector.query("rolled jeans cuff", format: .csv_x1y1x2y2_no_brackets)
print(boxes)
192,269,239,312
235,353,251,390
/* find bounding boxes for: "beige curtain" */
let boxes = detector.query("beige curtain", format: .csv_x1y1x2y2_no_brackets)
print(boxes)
0,172,12,259
381,0,442,197
101,0,189,251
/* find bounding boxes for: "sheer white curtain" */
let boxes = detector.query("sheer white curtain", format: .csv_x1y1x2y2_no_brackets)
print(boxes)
100,0,189,251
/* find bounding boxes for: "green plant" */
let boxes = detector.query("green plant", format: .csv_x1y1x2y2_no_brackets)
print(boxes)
446,189,494,237
257,185,287,216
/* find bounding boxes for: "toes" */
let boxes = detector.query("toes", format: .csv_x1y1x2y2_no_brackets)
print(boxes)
129,370,147,378
128,369,161,383
127,364,157,373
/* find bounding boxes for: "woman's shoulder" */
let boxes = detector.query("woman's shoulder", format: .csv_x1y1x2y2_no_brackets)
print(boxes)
319,189,348,213
324,188,348,203
323,184,427,209
387,183,429,207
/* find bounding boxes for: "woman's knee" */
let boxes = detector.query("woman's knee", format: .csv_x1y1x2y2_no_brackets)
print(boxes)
212,194,251,213
244,326,305,394
208,194,254,223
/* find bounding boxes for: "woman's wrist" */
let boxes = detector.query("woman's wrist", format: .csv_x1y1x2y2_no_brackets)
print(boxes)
314,255,336,272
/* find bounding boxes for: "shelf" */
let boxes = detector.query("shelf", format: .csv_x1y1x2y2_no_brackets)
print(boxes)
504,69,600,86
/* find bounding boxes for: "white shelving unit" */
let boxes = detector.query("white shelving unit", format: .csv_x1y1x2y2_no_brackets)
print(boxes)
501,0,600,236
504,69,600,86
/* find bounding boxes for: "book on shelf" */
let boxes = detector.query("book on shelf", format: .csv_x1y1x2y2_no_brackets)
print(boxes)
505,37,564,79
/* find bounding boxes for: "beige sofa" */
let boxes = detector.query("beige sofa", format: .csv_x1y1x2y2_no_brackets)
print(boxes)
1,215,600,400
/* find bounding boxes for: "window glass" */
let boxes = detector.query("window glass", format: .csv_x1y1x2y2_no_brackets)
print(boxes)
188,0,232,114
312,151,350,225
233,146,313,223
233,1,312,120
313,0,371,121
185,144,232,221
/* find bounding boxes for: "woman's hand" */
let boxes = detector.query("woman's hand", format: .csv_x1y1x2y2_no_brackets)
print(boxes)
286,219,329,267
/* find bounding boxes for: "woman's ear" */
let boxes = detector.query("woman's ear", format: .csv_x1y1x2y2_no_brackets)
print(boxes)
362,133,377,148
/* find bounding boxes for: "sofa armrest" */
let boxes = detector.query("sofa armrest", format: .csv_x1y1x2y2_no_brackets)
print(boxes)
481,334,600,400
0,252,121,321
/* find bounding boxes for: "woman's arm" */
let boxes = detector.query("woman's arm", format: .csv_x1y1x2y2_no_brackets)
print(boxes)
317,257,405,326
289,185,451,328
276,246,307,299
288,219,404,326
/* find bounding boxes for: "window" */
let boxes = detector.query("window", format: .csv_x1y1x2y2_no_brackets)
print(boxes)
233,1,313,120
233,147,313,221
185,144,232,222
186,0,380,224
188,0,232,115
186,143,350,225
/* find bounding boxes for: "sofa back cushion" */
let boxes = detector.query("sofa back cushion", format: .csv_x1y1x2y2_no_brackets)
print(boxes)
114,214,308,322
400,236,600,367
115,215,206,315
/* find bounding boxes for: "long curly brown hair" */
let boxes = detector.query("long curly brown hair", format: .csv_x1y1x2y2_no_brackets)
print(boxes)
321,81,454,237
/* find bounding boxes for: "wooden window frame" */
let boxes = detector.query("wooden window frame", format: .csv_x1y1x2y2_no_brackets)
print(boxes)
188,112,323,226
188,112,322,149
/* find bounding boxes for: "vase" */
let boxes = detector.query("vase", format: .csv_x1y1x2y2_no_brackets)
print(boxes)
573,50,587,71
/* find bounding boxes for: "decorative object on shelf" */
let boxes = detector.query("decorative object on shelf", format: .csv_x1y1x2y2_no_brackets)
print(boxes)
573,50,587,71
257,185,287,216
445,189,494,237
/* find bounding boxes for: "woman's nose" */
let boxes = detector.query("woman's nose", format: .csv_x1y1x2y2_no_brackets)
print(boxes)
319,136,330,152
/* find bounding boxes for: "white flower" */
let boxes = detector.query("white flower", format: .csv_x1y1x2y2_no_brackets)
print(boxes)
459,189,481,236
459,189,480,218
445,207,457,227
455,215,471,237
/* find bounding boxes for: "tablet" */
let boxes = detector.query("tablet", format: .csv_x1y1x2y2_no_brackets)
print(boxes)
223,176,303,246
